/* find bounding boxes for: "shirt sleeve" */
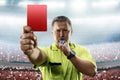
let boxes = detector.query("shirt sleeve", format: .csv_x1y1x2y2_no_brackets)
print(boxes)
33,46,49,69
76,45,96,67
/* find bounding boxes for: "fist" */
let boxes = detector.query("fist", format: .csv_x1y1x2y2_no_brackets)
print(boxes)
20,26,37,55
59,42,71,56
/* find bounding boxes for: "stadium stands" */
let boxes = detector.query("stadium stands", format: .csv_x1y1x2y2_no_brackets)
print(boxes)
0,42,120,80
0,42,120,62
0,66,119,80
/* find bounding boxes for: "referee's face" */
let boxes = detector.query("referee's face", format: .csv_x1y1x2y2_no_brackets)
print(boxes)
52,21,72,44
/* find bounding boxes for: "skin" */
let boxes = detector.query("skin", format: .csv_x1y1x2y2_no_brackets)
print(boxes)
20,21,97,77
52,22,72,56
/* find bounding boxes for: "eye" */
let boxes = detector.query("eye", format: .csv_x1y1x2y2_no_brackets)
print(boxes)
63,29,67,32
63,29,69,32
56,30,60,32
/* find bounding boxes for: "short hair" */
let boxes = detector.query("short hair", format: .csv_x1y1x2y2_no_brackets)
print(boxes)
52,16,72,32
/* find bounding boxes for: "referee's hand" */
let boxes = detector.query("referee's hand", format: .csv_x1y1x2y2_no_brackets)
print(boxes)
20,26,37,55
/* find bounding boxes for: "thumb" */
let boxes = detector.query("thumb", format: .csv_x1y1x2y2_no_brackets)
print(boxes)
33,35,38,48
23,26,32,33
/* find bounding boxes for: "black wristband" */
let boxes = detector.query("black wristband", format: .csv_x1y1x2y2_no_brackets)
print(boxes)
67,51,76,59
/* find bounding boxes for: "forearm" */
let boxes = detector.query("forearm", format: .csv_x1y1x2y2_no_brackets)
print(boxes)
26,47,46,66
70,56,97,76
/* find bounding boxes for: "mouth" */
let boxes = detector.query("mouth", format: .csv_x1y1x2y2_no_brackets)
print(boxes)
59,38,65,44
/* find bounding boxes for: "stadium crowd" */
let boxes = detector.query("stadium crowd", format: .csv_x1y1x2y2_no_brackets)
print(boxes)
0,67,41,80
0,42,120,80
86,42,120,62
0,42,120,62
0,66,120,80
84,68,120,80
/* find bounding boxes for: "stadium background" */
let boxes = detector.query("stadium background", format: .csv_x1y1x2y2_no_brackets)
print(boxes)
0,0,120,80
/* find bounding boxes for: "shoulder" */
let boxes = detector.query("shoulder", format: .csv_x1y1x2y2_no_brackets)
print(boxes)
70,42,89,51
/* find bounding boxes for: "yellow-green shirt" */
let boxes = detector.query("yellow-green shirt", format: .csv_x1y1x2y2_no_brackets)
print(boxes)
35,42,96,80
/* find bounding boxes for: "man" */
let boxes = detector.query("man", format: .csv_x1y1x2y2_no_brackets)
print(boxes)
20,16,97,80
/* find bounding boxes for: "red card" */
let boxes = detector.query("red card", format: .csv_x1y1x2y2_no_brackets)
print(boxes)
27,5,47,31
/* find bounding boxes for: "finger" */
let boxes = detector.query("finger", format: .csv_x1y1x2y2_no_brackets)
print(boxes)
23,26,32,33
21,45,34,52
20,39,34,45
58,44,63,50
33,35,37,41
61,46,64,50
21,33,34,39
20,33,37,48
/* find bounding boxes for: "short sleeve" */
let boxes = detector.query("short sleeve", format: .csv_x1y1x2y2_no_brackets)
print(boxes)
75,45,96,67
33,46,49,70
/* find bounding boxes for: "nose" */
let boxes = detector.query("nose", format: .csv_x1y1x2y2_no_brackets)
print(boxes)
60,30,64,37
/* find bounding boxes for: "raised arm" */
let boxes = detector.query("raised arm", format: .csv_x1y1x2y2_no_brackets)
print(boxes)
20,26,47,66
